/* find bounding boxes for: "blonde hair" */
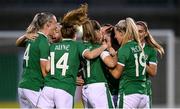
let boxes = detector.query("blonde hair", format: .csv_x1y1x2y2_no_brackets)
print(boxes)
115,17,142,49
61,3,89,38
136,21,165,56
26,12,54,34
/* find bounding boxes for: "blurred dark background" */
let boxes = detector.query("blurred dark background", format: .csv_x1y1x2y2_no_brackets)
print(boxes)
0,0,179,108
0,0,179,37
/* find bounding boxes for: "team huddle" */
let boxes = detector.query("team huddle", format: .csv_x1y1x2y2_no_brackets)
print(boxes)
16,4,164,109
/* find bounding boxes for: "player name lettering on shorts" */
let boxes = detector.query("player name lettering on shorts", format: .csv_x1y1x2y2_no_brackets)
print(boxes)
55,44,70,51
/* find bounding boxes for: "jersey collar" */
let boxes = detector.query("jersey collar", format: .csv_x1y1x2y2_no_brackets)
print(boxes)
62,38,73,41
127,39,133,42
142,42,145,48
38,31,48,38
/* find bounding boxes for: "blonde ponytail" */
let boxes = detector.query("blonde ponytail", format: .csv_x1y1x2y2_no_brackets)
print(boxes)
146,31,165,56
117,18,143,51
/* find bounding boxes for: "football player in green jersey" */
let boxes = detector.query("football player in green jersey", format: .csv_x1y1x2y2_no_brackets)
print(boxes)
17,12,57,108
49,23,62,43
16,23,62,47
136,21,164,108
109,17,149,108
37,4,108,108
80,20,116,108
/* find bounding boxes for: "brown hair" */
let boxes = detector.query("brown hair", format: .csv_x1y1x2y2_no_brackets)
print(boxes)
136,21,165,56
82,20,101,44
61,4,88,39
104,25,120,51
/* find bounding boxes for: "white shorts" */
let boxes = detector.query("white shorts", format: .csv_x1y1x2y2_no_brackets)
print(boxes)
18,88,41,108
118,93,149,108
37,86,73,108
82,82,114,108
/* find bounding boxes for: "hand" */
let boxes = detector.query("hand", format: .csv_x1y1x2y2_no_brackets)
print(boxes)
101,41,108,50
76,76,84,86
25,33,38,40
109,47,117,57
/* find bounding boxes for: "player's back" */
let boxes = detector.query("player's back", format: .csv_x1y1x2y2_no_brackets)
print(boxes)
23,34,49,70
81,41,107,84
45,39,85,96
118,40,147,95
19,33,49,91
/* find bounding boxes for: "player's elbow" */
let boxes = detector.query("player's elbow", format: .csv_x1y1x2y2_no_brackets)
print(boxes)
109,69,121,79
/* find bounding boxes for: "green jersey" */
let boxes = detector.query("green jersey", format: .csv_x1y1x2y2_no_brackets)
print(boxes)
19,32,50,91
82,42,107,84
118,40,147,95
144,43,157,96
44,39,86,96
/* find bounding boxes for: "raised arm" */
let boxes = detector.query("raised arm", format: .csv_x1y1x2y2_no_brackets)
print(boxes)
16,33,38,47
83,43,108,59
16,34,27,47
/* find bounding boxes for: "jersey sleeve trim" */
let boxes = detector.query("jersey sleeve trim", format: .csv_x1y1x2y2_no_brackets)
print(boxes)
100,51,110,60
118,62,125,66
82,49,89,59
149,62,157,65
40,58,48,61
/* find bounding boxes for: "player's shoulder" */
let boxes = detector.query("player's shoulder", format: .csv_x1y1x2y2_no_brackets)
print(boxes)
122,40,137,48
119,40,139,55
145,44,156,51
37,32,47,39
75,40,83,44
34,33,48,43
119,41,133,50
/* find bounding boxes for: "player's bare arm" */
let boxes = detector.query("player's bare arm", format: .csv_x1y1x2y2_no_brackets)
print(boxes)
84,43,108,59
40,60,49,77
16,33,38,47
109,64,124,79
146,63,157,77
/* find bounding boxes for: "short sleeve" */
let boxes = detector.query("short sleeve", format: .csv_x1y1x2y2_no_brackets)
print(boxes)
39,37,49,61
77,41,89,58
100,51,110,60
148,48,158,65
117,47,130,66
